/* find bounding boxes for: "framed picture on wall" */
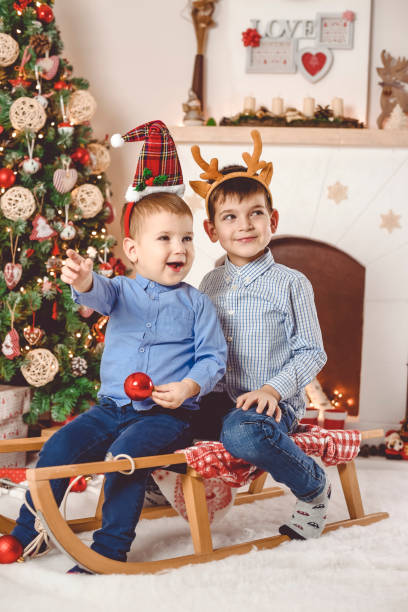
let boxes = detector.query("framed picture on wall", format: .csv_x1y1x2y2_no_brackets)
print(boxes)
316,13,355,49
246,38,297,74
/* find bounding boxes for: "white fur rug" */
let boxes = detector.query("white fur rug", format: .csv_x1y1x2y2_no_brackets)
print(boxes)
0,457,407,612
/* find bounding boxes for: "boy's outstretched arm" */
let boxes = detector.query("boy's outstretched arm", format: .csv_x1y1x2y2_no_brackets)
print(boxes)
62,249,119,315
61,249,93,292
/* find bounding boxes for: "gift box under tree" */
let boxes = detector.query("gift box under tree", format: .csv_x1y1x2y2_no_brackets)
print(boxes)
0,385,31,468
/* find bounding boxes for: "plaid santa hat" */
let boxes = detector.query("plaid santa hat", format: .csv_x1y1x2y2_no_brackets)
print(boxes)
110,120,185,203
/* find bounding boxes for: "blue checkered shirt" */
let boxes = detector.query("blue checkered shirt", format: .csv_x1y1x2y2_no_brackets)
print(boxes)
199,249,327,420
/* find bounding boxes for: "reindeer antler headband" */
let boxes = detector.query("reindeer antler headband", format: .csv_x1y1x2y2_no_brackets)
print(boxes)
189,129,273,216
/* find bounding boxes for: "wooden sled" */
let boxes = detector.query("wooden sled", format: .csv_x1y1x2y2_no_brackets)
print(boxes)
1,429,388,574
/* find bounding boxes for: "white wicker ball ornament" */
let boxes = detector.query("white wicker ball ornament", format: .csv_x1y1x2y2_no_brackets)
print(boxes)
71,183,103,218
67,90,97,125
1,186,36,220
21,348,59,387
88,143,111,174
9,97,46,132
0,33,19,67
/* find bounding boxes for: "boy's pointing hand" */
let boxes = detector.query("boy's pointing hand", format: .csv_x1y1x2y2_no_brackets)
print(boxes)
61,249,94,293
236,385,282,422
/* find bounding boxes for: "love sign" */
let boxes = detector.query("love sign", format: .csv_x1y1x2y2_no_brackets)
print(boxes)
244,10,355,81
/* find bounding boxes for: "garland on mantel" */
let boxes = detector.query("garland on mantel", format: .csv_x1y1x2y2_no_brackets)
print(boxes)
220,105,364,128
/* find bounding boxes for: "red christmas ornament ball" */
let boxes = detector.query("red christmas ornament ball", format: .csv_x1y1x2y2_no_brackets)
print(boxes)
36,4,54,23
0,535,23,564
79,149,91,165
69,476,88,493
71,147,90,165
0,167,16,189
124,372,154,401
54,80,69,91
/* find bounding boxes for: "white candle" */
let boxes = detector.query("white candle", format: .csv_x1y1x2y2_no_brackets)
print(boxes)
303,97,315,118
331,97,344,118
243,96,256,113
272,97,284,115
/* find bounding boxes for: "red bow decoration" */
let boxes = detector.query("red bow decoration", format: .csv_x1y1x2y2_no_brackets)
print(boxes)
242,28,262,48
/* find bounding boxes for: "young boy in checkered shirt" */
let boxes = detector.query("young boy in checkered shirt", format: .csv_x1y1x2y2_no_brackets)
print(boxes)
190,131,330,540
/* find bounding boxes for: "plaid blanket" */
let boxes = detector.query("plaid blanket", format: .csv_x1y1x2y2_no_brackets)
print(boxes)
179,426,362,487
0,426,361,487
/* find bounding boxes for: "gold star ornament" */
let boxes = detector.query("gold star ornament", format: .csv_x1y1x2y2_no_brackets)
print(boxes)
327,181,348,204
379,209,402,234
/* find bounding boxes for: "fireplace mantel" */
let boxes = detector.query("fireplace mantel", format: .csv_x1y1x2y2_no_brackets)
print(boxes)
171,126,408,148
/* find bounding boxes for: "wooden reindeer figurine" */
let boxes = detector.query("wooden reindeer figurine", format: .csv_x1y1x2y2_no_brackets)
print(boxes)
377,50,408,128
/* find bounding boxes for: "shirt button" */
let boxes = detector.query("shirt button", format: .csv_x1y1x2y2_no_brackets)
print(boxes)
228,310,234,315
146,322,152,328
227,366,232,371
231,284,238,290
227,336,233,342
139,347,145,353
149,282,154,288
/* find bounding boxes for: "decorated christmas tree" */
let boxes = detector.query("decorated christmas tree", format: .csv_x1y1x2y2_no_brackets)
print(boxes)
0,1,124,424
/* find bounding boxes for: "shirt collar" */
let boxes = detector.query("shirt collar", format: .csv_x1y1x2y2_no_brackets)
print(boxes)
134,274,176,293
224,248,275,286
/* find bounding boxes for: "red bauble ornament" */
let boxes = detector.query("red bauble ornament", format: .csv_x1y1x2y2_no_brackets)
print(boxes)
0,168,16,189
69,476,87,493
54,80,69,91
0,535,23,564
36,4,54,23
124,372,154,401
71,147,90,165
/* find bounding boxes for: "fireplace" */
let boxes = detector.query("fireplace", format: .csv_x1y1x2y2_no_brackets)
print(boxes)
270,236,365,417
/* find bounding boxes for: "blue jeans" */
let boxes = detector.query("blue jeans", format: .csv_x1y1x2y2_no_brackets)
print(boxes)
12,397,193,561
196,392,326,502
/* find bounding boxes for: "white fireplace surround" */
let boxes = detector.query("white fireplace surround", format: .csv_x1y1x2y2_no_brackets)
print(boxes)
173,130,408,433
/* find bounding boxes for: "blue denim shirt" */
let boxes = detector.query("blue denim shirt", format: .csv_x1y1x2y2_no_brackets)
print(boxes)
72,272,227,411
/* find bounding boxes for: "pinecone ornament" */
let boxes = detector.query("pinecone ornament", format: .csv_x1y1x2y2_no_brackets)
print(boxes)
71,356,87,377
315,105,334,120
29,34,51,55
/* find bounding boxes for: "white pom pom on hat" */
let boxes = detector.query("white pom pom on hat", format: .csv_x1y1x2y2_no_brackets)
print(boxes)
110,133,125,148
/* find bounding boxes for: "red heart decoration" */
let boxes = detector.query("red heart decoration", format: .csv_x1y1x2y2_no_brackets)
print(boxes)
23,326,44,346
4,262,22,290
301,52,327,76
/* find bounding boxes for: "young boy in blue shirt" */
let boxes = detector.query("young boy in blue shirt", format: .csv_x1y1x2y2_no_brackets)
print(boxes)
190,130,330,540
4,121,226,569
